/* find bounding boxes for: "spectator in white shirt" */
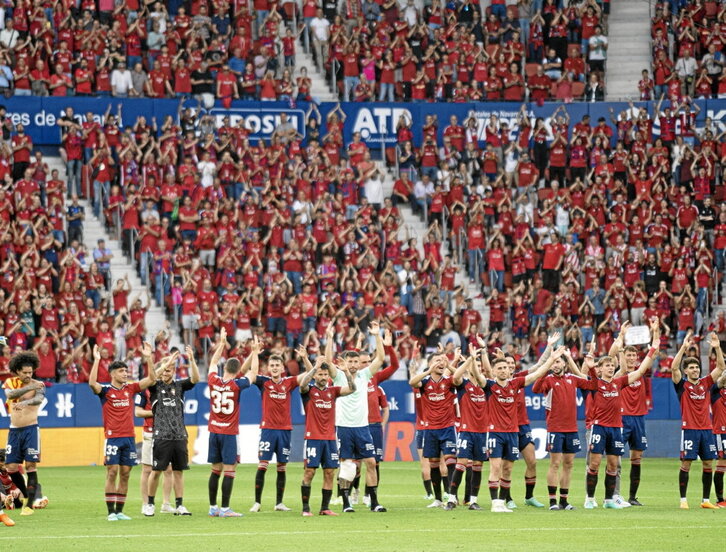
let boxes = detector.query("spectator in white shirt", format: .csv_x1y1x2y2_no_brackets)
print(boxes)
364,167,384,209
111,61,133,97
310,9,330,72
0,19,18,49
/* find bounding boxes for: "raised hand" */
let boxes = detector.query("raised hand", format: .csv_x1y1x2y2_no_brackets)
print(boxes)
709,331,720,350
383,328,393,347
547,331,561,347
141,341,153,360
93,344,101,361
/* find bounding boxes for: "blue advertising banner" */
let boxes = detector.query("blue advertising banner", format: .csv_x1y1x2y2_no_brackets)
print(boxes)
4,97,725,147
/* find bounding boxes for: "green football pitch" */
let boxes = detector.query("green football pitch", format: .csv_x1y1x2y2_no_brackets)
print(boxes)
1,459,723,552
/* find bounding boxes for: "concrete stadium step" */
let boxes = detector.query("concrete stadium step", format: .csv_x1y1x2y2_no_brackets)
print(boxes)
46,156,178,348
293,48,338,103
605,0,652,101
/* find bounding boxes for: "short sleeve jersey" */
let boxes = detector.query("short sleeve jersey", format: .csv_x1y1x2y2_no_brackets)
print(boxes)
456,379,488,433
419,375,456,429
484,377,526,433
150,378,196,440
368,386,389,424
533,373,587,433
674,374,714,430
254,375,299,430
581,375,630,428
208,372,251,435
620,376,649,416
333,367,372,428
98,382,142,438
302,383,342,440
710,383,726,434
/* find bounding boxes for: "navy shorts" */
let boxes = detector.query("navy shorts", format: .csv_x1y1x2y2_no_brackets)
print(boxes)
6,424,41,464
547,431,582,454
421,426,457,459
622,415,648,451
208,432,239,465
369,423,384,462
258,428,292,463
103,436,137,467
681,429,717,461
415,429,424,450
518,424,534,450
304,439,339,469
456,431,488,461
486,431,520,461
337,426,375,460
589,425,624,456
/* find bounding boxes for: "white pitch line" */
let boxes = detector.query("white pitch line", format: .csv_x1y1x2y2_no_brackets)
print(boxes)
0,526,720,541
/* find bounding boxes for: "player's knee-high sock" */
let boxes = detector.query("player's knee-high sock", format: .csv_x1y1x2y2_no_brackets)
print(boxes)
470,464,482,504
586,468,598,498
8,471,27,501
340,479,352,509
702,467,713,502
321,488,332,511
430,461,442,501
364,485,379,509
208,469,221,506
449,463,465,502
559,488,569,507
276,466,286,505
25,471,38,507
679,468,689,499
352,475,361,491
255,462,268,504
547,485,557,506
604,470,617,500
464,466,472,503
301,484,311,513
499,479,511,501
105,493,117,515
714,466,725,501
222,471,235,509
445,457,456,493
114,493,126,514
422,478,433,497
488,480,499,501
525,476,536,499
629,459,641,500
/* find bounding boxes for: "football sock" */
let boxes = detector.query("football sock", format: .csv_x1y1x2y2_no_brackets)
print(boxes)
175,497,183,508
25,472,38,506
276,468,286,504
499,479,511,501
714,467,725,501
301,484,311,512
488,480,499,501
208,469,221,506
604,471,617,500
423,479,433,496
254,468,266,503
464,466,472,503
548,485,557,506
445,457,456,493
105,493,117,515
586,468,598,498
365,485,379,508
114,492,126,514
449,463,465,501
702,468,713,502
336,483,342,498
430,466,443,501
471,465,482,501
222,471,235,509
352,475,361,491
148,495,155,505
629,460,641,499
341,488,351,509
321,488,332,511
679,468,689,499
559,488,569,506
525,476,536,500
9,472,27,501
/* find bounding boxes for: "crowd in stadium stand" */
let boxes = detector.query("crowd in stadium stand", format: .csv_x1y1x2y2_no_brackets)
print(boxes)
1,0,726,384
0,0,609,103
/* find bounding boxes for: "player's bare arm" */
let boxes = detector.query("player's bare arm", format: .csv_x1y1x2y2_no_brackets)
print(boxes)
523,346,566,386
12,380,45,410
367,320,385,375
610,321,630,376
3,380,44,401
138,342,157,390
409,360,435,388
527,331,559,374
88,345,103,394
323,324,336,378
564,349,585,378
338,364,356,396
299,356,324,391
671,329,693,384
628,319,661,384
452,353,472,386
708,331,725,381
187,345,201,384
208,327,228,369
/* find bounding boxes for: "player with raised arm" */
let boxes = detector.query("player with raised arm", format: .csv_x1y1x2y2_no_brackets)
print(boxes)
324,320,387,513
89,342,156,521
1,351,45,516
409,351,457,509
483,347,564,513
672,330,725,509
445,346,488,510
207,329,260,518
146,346,200,516
299,356,356,516
532,348,588,510
250,343,299,513
582,319,660,510
408,344,435,500
711,368,726,507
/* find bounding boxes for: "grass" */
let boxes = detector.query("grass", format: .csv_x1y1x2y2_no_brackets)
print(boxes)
2,459,724,552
